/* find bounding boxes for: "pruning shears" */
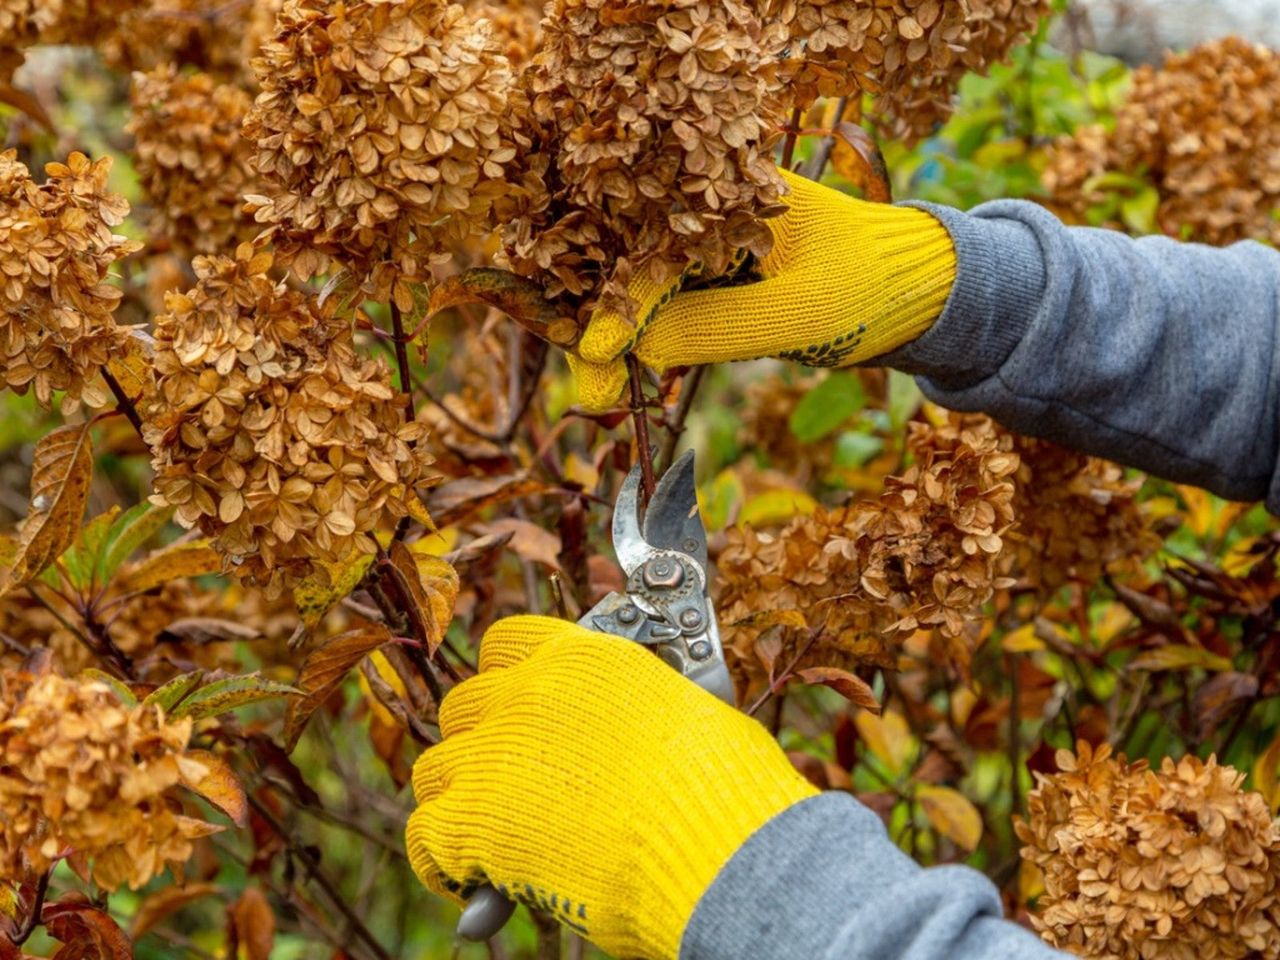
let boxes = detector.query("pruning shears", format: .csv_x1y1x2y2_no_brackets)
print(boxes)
456,450,733,943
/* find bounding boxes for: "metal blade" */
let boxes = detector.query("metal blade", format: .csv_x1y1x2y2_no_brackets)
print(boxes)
643,450,707,569
610,462,649,577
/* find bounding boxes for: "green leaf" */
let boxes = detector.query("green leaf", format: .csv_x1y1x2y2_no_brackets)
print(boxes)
99,502,174,585
141,670,206,714
788,373,863,444
78,668,137,707
170,674,298,723
61,506,121,592
887,371,922,431
833,431,884,468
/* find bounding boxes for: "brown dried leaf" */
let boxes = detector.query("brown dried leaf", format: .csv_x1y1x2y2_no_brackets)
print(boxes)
227,887,274,960
830,122,893,203
130,882,219,938
116,540,222,595
796,667,880,712
1,423,93,595
428,269,576,346
282,624,394,751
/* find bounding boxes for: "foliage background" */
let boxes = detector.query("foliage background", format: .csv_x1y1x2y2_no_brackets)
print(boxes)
0,1,1278,958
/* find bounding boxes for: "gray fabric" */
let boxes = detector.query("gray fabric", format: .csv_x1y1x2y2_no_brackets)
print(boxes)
881,200,1280,511
679,793,1064,960
681,208,1280,960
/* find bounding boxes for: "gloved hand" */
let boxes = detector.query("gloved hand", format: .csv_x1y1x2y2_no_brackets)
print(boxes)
405,616,817,960
569,168,957,412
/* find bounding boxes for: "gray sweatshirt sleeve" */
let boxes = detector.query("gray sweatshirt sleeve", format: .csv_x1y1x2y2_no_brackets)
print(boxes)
878,200,1280,510
679,793,1065,960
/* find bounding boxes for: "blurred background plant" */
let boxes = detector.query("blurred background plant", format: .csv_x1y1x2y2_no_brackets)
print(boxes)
0,1,1278,958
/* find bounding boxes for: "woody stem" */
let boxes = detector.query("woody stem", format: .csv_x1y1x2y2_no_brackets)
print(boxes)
626,355,657,503
101,367,144,437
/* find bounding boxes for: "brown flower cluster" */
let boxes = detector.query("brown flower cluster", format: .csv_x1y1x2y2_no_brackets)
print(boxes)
1043,37,1280,247
1016,742,1280,960
0,151,139,411
474,0,541,68
769,0,1051,140
99,0,279,84
501,0,789,323
243,0,514,303
1007,434,1157,592
143,244,433,594
0,0,142,77
0,670,217,891
718,413,1018,692
128,66,262,257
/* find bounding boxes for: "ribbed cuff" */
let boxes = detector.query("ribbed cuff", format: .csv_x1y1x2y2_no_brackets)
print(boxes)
877,201,1049,390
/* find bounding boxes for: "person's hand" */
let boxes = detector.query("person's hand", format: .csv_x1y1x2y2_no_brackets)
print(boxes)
568,168,957,412
405,616,817,960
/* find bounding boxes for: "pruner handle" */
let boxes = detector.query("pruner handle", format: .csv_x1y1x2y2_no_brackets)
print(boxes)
457,884,517,943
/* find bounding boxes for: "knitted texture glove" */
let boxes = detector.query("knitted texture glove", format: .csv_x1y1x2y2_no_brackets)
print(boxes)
405,616,818,960
570,168,957,412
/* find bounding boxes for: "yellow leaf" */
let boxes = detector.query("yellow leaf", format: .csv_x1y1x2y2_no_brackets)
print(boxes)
739,489,817,528
917,785,983,851
698,468,744,532
1,423,94,596
181,749,247,827
293,547,376,629
1128,645,1233,673
359,649,409,728
854,708,915,777
409,527,459,559
1000,624,1044,653
1253,734,1280,814
117,540,221,594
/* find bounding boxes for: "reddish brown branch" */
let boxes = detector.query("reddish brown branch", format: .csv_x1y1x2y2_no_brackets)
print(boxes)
626,355,656,504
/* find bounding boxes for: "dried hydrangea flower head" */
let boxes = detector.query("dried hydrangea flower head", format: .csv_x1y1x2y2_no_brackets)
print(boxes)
0,670,219,891
128,66,262,257
98,0,278,84
144,244,433,594
1016,742,1280,960
474,0,541,67
0,0,59,78
767,0,1050,140
718,413,1018,696
0,151,140,412
501,0,789,325
243,0,515,306
1,0,145,75
1044,37,1280,247
1007,435,1157,591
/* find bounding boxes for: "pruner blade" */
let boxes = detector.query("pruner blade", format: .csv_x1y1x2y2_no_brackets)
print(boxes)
611,450,707,577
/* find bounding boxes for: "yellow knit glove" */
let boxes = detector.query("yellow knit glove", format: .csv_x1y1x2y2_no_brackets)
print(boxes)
405,616,817,960
571,168,957,412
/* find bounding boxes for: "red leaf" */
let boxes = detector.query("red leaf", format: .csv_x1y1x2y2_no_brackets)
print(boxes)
43,899,131,960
